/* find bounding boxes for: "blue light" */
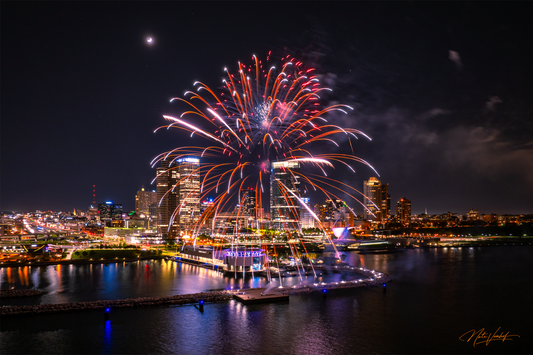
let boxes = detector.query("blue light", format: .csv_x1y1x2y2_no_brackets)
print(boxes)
105,201,113,205
322,289,327,293
105,307,111,313
383,283,386,287
199,300,204,305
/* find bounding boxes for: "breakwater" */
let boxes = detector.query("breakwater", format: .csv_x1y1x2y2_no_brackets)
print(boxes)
1,291,232,316
0,289,43,298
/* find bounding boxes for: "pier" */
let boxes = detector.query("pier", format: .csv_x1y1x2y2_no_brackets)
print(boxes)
233,288,289,304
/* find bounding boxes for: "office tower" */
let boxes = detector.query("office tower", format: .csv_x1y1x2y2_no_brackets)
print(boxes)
135,187,157,215
156,158,201,238
300,197,314,229
270,161,300,229
363,177,382,221
240,188,257,218
98,201,123,220
156,159,179,238
176,158,201,234
148,203,158,219
396,198,412,225
381,183,391,220
324,199,338,222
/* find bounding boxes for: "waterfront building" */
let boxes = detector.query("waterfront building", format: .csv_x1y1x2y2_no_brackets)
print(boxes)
363,177,382,221
396,197,411,225
135,188,157,215
156,158,201,239
176,158,201,235
177,245,267,273
270,161,300,229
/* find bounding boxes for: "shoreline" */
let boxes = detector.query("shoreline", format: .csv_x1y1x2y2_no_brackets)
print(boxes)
2,242,531,268
0,256,165,268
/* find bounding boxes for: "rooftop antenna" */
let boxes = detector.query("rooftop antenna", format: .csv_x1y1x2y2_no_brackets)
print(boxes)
93,185,96,206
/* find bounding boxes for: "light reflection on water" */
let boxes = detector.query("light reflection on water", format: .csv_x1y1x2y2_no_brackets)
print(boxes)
0,259,361,305
1,247,532,354
103,320,112,355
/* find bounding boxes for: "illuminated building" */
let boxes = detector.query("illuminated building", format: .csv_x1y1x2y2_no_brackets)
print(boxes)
467,209,480,220
156,159,178,238
314,199,351,228
396,198,411,225
177,246,267,273
323,199,339,222
148,203,158,218
135,187,157,215
176,157,201,234
314,203,327,222
241,188,257,218
270,161,300,229
156,157,200,239
381,183,391,220
363,177,382,221
335,201,355,227
300,197,314,229
98,201,122,221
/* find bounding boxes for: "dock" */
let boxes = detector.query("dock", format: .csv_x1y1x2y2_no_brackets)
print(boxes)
233,287,289,304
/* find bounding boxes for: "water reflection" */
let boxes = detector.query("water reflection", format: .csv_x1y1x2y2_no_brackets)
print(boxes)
103,320,112,354
1,259,362,306
2,247,532,355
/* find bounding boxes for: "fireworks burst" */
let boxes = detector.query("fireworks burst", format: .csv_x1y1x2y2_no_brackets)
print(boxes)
152,53,377,248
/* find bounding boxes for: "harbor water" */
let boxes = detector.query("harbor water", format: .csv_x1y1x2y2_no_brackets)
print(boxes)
1,246,532,354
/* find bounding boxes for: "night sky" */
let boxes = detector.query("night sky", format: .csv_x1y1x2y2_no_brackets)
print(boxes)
2,2,532,215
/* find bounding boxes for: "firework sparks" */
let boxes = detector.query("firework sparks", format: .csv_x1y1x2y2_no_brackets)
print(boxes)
154,54,376,263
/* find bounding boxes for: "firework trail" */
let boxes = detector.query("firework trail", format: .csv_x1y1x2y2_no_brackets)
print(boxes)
152,53,378,263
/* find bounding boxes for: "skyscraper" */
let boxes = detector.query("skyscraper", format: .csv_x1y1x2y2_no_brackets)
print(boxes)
135,187,157,215
363,177,382,221
381,183,391,220
396,198,412,225
156,159,178,238
270,161,300,229
300,197,314,229
240,188,256,219
176,158,201,234
156,157,200,239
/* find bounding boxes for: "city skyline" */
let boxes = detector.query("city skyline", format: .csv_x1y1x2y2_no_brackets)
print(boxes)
2,2,532,215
